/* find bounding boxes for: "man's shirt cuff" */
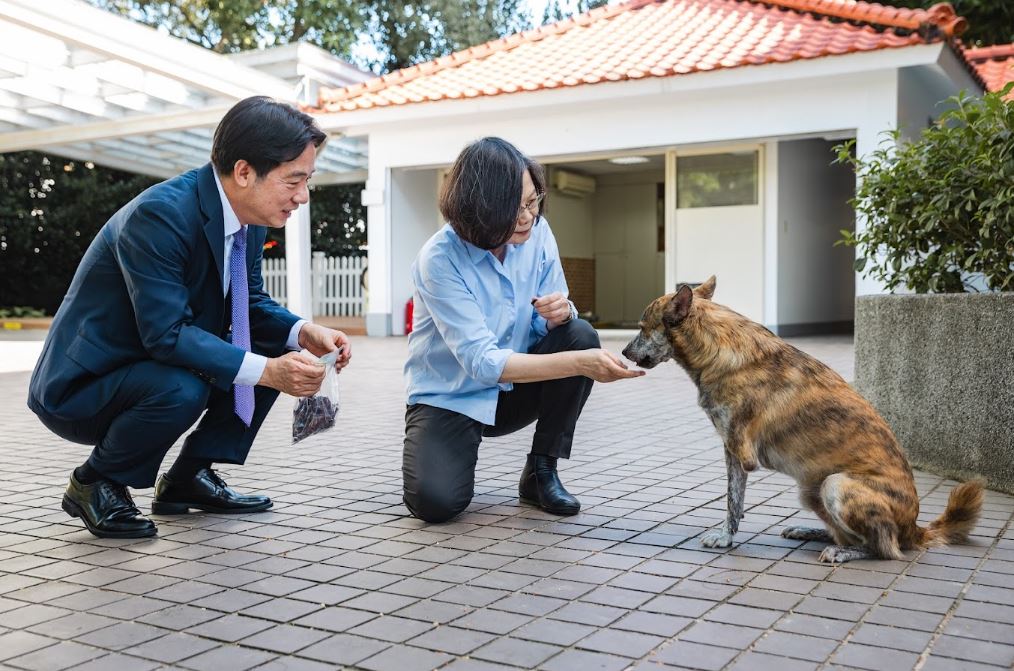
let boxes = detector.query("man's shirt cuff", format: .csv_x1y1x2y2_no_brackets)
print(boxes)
235,352,267,386
287,320,307,350
233,320,304,387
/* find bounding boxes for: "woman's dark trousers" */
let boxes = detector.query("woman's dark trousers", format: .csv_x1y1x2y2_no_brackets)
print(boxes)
403,319,599,523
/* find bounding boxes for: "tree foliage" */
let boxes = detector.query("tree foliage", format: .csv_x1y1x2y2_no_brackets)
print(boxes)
263,183,367,258
541,0,608,25
836,83,1014,293
88,0,546,73
88,1,361,54
888,0,1013,47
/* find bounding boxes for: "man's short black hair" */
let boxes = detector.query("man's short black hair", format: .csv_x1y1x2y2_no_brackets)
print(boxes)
211,96,327,177
439,137,546,250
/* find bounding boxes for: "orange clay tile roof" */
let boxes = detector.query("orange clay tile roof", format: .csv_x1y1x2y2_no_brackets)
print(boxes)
964,44,1014,93
316,0,970,112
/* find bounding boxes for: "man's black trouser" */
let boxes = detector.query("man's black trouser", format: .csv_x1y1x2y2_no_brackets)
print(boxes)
403,319,599,523
35,361,279,489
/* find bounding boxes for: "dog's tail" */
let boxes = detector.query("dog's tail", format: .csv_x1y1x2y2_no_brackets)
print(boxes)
919,480,984,547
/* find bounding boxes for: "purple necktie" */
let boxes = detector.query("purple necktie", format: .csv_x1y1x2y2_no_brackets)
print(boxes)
230,227,254,426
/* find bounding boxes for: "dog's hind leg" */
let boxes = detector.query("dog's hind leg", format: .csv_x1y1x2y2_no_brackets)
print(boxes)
782,526,834,542
782,487,836,543
701,450,747,549
819,545,875,563
817,473,903,563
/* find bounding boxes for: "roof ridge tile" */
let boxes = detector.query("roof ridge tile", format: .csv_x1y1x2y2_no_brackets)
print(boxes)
749,0,965,37
964,43,1014,62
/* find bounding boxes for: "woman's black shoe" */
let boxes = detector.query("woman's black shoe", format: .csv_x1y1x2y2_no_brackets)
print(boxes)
151,468,272,515
519,454,581,515
62,474,157,539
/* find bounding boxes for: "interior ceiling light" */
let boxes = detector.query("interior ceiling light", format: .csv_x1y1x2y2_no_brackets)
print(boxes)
608,156,650,165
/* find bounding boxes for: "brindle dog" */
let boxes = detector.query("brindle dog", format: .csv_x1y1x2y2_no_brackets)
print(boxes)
622,276,983,563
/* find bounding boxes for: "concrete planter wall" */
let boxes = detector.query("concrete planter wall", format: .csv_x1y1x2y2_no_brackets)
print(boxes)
855,293,1014,494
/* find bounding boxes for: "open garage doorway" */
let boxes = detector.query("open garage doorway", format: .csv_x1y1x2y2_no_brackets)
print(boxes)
542,155,665,328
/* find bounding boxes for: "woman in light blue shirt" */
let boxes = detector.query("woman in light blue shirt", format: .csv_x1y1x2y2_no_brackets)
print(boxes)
403,137,643,523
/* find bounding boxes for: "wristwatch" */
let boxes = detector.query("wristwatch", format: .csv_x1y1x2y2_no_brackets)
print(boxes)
565,300,578,323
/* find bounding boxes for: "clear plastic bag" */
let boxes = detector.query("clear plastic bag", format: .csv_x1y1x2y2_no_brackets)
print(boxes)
292,348,341,444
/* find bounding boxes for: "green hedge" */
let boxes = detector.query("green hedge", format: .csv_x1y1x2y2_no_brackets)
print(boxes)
0,152,157,314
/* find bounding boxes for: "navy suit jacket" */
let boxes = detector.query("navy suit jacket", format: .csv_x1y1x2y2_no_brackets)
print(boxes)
28,163,300,422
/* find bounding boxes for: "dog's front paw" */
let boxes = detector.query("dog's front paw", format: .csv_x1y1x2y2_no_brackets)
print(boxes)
700,528,734,548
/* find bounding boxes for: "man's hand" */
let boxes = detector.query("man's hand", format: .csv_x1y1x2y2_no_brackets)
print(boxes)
298,323,352,371
258,351,326,397
579,349,646,383
533,292,572,330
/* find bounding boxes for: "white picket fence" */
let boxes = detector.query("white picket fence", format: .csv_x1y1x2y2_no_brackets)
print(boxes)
262,253,366,317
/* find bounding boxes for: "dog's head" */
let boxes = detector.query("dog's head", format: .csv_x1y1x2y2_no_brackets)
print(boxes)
621,275,716,369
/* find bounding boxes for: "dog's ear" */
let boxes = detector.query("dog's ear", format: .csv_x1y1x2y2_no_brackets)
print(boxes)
694,275,716,300
663,285,693,327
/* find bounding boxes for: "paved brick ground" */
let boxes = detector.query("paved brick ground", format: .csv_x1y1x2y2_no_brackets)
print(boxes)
1,335,1012,671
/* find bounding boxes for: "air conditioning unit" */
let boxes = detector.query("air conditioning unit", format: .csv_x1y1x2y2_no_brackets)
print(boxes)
552,169,596,197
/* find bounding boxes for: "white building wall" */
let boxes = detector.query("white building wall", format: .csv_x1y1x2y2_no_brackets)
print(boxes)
545,169,595,259
591,171,663,323
776,139,856,332
359,58,943,334
389,168,441,336
365,71,898,171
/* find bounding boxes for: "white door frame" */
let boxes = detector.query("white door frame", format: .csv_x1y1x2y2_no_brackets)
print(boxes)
664,142,766,311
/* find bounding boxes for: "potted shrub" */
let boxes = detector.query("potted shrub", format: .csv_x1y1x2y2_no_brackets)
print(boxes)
836,83,1014,494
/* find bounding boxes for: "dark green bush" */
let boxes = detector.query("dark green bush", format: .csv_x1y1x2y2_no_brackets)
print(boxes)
0,153,157,313
263,182,366,259
1,153,367,312
837,83,1014,293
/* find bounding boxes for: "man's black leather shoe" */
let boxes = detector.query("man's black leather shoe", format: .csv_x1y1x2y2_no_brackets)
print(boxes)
62,474,157,539
151,468,272,515
519,454,581,515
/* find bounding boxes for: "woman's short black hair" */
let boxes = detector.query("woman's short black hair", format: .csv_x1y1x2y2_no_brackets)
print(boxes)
211,96,327,178
439,137,546,250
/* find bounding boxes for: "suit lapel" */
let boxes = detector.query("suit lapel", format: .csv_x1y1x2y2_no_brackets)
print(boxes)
196,163,225,293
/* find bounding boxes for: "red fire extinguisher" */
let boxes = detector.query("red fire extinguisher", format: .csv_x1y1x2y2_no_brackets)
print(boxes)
405,297,414,335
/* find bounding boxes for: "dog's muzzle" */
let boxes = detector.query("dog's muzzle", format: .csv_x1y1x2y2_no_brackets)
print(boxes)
621,339,657,370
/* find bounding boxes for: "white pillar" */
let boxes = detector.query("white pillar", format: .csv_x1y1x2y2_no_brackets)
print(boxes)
363,173,391,336
853,72,898,297
763,141,779,330
853,123,892,297
664,150,677,294
285,201,314,320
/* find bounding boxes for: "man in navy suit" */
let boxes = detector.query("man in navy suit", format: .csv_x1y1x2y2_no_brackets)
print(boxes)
28,97,352,539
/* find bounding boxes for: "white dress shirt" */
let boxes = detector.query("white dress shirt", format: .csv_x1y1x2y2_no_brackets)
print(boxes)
213,171,305,386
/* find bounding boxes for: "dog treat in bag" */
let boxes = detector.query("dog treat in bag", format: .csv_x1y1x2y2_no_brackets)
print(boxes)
292,348,341,443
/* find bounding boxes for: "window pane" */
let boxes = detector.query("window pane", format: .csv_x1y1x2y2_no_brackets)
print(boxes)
677,152,758,208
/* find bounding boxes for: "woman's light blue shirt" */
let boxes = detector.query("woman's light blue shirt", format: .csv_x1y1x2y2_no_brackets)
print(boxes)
405,218,570,425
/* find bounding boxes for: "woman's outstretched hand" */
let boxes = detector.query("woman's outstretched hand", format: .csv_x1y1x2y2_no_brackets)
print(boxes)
581,349,646,383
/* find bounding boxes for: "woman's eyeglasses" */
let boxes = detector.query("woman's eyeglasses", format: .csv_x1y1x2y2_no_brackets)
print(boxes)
517,193,545,221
